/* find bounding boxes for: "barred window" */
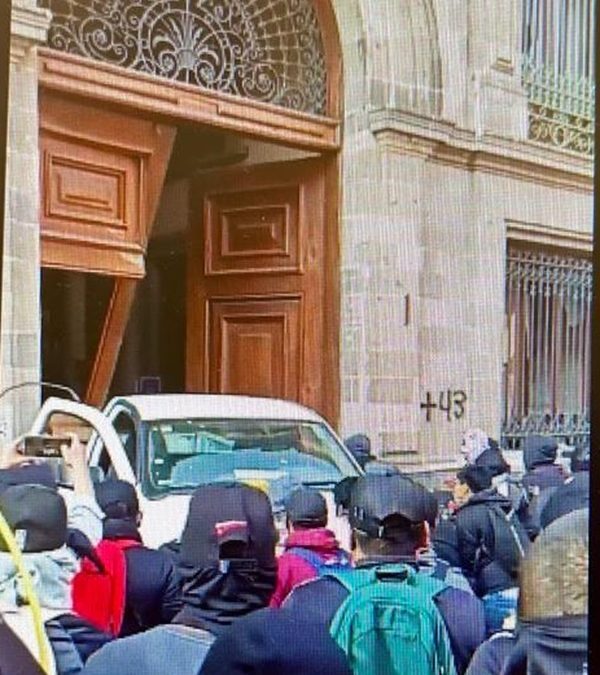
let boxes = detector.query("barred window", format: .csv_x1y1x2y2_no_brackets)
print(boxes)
523,0,596,80
521,0,596,155
502,247,592,449
38,0,328,116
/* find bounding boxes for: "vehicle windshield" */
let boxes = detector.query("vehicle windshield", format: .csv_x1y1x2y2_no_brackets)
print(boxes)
141,418,360,504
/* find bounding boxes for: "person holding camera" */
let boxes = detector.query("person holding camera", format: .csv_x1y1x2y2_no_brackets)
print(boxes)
0,434,112,673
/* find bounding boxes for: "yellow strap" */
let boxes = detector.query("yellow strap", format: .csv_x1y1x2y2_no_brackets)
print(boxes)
0,512,51,674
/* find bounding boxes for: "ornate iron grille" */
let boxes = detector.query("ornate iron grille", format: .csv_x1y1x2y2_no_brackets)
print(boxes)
502,248,592,450
521,0,596,156
38,0,328,115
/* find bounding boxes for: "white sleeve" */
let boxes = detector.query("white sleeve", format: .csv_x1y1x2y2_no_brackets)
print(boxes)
59,489,104,546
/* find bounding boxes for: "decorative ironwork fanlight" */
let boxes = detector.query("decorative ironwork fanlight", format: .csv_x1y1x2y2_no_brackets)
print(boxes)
38,0,328,115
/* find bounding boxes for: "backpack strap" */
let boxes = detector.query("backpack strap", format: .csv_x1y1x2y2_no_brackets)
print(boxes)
489,504,526,558
431,558,450,582
287,547,352,572
287,547,326,571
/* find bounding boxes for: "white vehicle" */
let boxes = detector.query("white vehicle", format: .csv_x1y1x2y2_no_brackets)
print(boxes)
29,394,362,548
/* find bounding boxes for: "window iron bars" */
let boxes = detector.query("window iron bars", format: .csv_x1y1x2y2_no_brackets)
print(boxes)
38,0,328,116
521,0,596,156
502,248,592,451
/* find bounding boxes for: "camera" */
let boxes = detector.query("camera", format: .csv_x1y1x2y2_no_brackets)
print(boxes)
21,434,71,458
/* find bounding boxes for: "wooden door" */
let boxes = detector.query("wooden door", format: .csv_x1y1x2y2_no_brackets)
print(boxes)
39,90,176,405
187,159,334,419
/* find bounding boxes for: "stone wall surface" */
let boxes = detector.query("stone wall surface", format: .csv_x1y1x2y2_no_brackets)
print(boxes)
332,0,593,468
0,1,51,438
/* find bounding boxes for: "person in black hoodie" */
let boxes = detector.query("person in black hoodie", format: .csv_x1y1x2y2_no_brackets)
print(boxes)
504,508,588,674
520,435,566,540
454,445,530,637
94,480,182,636
83,483,277,675
538,470,589,531
521,435,565,492
200,608,352,675
466,508,588,675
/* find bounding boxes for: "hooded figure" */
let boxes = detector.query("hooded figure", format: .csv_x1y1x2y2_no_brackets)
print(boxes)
522,435,564,492
93,480,181,636
82,483,277,675
454,450,530,637
269,487,350,607
503,509,588,675
457,442,509,495
0,484,111,675
519,436,565,541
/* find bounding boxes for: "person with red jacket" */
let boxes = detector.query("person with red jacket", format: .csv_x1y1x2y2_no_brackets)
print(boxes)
270,487,350,607
93,480,182,636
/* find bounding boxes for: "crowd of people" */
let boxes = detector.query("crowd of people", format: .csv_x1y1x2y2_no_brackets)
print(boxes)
0,427,589,674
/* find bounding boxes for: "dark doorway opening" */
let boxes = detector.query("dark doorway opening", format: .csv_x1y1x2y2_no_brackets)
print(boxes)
41,269,113,400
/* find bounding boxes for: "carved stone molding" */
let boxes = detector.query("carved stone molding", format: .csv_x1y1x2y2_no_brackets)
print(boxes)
506,220,593,253
10,0,51,63
369,109,593,194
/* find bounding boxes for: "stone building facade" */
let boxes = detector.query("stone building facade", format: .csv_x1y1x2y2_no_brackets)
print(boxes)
2,0,594,471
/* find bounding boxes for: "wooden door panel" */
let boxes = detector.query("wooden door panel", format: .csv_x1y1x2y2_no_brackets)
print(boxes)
39,91,175,406
209,297,301,399
205,185,301,276
40,90,175,278
187,158,336,420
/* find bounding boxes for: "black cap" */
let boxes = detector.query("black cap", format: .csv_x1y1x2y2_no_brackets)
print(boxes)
286,488,327,527
349,474,438,538
0,484,67,552
95,479,139,519
0,463,56,494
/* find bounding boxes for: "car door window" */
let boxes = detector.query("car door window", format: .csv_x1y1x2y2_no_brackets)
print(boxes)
113,411,137,473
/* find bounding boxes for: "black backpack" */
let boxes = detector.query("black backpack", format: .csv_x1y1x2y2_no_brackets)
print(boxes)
486,503,530,581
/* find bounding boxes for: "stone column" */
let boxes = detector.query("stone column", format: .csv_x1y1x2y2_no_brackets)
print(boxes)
0,1,51,439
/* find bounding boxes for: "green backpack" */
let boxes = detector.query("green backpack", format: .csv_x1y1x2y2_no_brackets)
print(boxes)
326,564,458,675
